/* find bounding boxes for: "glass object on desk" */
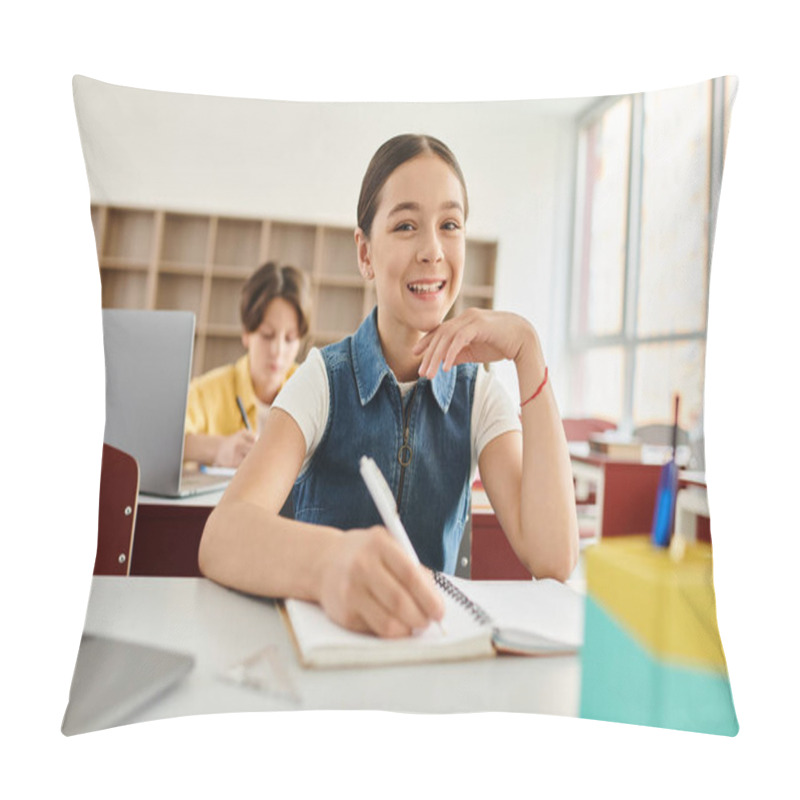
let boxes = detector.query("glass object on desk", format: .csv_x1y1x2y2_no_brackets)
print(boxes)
218,644,301,705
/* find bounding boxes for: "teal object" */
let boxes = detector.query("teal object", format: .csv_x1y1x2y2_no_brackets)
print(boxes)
580,596,739,736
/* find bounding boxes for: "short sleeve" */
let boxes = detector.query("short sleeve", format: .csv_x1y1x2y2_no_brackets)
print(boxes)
272,348,330,469
470,366,522,472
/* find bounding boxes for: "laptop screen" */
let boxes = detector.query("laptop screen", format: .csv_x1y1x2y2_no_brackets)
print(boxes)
102,309,195,496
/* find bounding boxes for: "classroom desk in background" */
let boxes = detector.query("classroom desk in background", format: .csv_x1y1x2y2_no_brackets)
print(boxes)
469,450,711,580
567,444,710,540
470,484,531,580
131,490,224,577
674,471,711,543
130,461,702,583
569,448,711,543
81,575,581,726
569,448,664,540
469,450,669,580
132,486,500,581
132,489,537,581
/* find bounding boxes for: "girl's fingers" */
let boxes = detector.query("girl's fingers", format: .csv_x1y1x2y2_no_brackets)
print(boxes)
417,336,438,377
381,544,445,623
412,329,435,355
427,326,476,377
414,311,498,376
358,553,441,638
419,322,462,377
421,334,452,378
443,326,475,371
358,591,413,638
341,531,444,638
366,566,430,634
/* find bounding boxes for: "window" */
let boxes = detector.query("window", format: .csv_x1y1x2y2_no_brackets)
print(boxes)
568,77,735,437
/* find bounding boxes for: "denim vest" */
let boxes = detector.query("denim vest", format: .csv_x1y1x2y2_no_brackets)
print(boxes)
292,308,477,573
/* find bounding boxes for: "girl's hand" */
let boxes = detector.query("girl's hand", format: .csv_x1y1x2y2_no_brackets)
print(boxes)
318,527,444,638
413,308,539,379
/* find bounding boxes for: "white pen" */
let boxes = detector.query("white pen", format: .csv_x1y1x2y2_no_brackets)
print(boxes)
359,455,445,634
360,455,420,563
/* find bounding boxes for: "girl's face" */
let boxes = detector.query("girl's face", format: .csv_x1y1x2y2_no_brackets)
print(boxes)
242,296,301,401
356,154,466,337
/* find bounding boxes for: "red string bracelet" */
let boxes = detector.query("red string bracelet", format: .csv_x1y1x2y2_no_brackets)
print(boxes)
520,366,548,409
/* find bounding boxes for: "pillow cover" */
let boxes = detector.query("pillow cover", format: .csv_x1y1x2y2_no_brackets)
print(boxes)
64,75,738,737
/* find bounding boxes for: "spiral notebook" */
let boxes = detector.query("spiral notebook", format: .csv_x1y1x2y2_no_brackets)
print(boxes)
282,573,583,669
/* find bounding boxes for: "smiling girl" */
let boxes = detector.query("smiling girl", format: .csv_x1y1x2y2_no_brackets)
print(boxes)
198,134,579,637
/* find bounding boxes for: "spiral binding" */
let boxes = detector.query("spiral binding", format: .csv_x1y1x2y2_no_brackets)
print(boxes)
433,571,493,626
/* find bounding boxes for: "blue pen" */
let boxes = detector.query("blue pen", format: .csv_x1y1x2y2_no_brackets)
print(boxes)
235,395,252,431
651,395,680,548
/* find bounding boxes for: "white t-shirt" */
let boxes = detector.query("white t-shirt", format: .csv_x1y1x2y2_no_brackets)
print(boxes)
273,348,522,479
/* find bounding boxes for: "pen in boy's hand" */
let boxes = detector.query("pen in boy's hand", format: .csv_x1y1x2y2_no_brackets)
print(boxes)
236,395,252,431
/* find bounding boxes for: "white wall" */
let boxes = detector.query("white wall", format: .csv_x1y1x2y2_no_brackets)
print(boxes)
74,76,586,397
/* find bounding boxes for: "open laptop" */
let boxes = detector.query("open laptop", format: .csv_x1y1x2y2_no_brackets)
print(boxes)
102,309,230,497
62,634,194,736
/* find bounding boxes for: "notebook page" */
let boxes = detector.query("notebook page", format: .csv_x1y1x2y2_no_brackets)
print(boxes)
446,576,584,647
283,592,492,667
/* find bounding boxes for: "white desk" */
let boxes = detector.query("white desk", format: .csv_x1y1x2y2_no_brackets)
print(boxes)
675,483,710,541
79,576,581,729
568,443,708,541
138,489,226,507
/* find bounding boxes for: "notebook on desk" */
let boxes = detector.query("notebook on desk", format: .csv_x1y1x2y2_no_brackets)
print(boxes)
282,573,584,669
102,309,230,497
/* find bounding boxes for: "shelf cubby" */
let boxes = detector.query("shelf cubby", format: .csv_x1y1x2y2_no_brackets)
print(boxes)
267,222,317,273
161,213,210,265
101,207,155,262
214,217,263,270
91,204,497,377
320,227,358,277
464,240,497,286
208,276,247,326
155,274,205,316
100,270,149,309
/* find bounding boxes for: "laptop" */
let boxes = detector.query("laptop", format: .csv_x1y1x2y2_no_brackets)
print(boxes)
102,309,230,497
62,634,195,736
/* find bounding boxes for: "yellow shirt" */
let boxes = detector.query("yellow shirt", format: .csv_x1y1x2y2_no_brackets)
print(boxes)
185,354,297,435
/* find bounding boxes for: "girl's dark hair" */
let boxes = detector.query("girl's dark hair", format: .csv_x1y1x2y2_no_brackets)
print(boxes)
240,262,311,336
356,134,469,238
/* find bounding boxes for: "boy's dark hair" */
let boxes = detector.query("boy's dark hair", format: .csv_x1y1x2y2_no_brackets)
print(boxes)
240,262,311,336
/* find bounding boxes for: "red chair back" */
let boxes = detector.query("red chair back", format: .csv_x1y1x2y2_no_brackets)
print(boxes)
94,444,139,575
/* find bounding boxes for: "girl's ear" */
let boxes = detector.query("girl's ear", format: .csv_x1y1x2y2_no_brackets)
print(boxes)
355,228,374,280
241,329,250,350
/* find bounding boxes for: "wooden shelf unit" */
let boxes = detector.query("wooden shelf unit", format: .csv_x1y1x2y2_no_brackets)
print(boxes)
91,204,498,376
